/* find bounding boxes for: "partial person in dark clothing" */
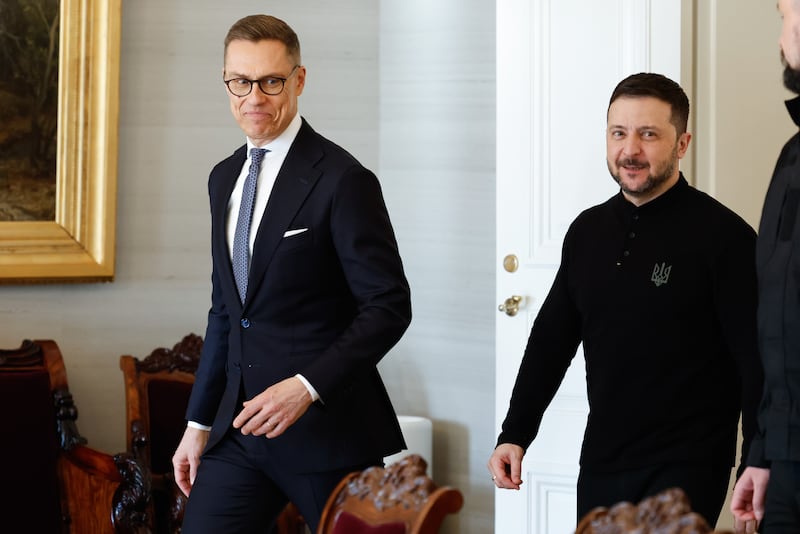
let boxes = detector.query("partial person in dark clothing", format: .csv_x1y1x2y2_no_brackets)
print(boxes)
489,72,763,528
731,1,800,533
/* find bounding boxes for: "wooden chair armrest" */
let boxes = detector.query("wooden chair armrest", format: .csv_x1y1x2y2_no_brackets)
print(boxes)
59,445,152,534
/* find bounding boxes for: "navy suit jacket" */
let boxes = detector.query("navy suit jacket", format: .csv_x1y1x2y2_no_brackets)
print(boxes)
186,119,411,473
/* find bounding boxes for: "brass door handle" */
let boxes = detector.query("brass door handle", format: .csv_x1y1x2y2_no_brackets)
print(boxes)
498,295,522,316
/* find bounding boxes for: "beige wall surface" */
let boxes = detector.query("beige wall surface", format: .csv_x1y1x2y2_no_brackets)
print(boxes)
693,0,796,228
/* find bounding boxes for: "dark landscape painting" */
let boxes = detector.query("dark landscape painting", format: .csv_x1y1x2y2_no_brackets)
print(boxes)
0,0,60,221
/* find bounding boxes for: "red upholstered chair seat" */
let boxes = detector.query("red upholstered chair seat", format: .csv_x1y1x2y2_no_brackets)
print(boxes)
317,454,463,534
331,511,406,534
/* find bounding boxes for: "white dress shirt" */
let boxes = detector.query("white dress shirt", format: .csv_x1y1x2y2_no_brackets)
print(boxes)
188,113,319,432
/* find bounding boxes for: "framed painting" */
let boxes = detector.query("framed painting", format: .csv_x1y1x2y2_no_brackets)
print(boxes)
0,0,120,283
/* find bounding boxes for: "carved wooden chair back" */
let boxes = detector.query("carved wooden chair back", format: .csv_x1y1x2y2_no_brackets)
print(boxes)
316,454,464,534
0,339,150,533
120,334,202,533
120,334,201,476
574,487,733,534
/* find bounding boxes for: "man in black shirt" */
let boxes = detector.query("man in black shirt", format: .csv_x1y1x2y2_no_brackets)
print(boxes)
731,1,800,532
489,73,763,527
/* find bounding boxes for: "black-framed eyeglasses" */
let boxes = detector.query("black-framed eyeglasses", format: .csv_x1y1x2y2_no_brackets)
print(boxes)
224,65,300,97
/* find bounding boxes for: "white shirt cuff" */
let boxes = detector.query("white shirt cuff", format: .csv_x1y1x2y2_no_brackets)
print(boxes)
295,373,321,402
187,421,212,431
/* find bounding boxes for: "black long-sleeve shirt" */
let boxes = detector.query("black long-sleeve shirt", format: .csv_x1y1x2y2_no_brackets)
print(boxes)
498,175,763,472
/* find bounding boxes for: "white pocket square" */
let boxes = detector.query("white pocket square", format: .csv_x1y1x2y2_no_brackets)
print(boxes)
283,228,308,238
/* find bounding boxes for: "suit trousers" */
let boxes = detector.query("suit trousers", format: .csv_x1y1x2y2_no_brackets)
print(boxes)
576,460,731,527
181,427,381,534
761,460,800,534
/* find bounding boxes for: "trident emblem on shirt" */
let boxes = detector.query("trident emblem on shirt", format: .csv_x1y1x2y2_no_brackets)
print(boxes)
651,262,672,287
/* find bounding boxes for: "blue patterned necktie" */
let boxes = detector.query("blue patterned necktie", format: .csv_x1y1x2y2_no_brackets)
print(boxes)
232,147,267,304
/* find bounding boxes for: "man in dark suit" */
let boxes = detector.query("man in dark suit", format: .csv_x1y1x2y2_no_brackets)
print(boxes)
172,14,411,533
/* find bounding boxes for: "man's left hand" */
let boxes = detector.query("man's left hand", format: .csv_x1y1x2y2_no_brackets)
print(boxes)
731,466,770,533
232,377,313,438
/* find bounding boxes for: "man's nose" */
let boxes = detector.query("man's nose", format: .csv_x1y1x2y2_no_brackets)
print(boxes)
622,136,641,156
247,83,270,103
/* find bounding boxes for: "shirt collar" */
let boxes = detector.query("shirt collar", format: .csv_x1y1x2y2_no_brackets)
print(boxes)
245,112,302,156
613,173,690,218
786,96,800,128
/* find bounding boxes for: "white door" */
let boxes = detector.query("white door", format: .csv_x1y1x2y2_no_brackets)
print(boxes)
495,2,685,532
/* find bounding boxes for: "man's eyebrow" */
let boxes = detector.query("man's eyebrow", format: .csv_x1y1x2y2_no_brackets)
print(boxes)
225,71,284,79
607,124,663,131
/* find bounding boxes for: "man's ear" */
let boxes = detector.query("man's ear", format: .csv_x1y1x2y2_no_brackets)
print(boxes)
676,131,692,159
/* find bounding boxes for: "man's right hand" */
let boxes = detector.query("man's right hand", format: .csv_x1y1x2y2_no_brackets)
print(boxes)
488,443,525,490
172,426,210,497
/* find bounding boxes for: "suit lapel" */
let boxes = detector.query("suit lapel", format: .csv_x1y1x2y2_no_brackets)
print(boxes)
245,121,323,306
212,145,247,309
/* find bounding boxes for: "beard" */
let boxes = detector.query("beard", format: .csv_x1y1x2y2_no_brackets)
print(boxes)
607,147,677,199
782,51,800,94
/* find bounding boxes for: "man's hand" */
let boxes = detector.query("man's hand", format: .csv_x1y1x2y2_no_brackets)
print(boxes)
172,426,210,497
488,443,525,490
232,376,313,439
731,466,770,534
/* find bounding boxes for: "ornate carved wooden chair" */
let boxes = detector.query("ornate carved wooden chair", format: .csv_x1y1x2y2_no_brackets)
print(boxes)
0,339,150,533
120,333,305,533
316,454,464,534
574,487,733,534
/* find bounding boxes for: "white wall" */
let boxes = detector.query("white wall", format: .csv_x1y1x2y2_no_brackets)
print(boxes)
377,1,496,532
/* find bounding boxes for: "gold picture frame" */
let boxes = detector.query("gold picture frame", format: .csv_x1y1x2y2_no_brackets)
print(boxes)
0,0,120,283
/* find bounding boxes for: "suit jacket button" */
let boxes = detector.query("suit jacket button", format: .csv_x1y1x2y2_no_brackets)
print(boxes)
241,318,250,328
